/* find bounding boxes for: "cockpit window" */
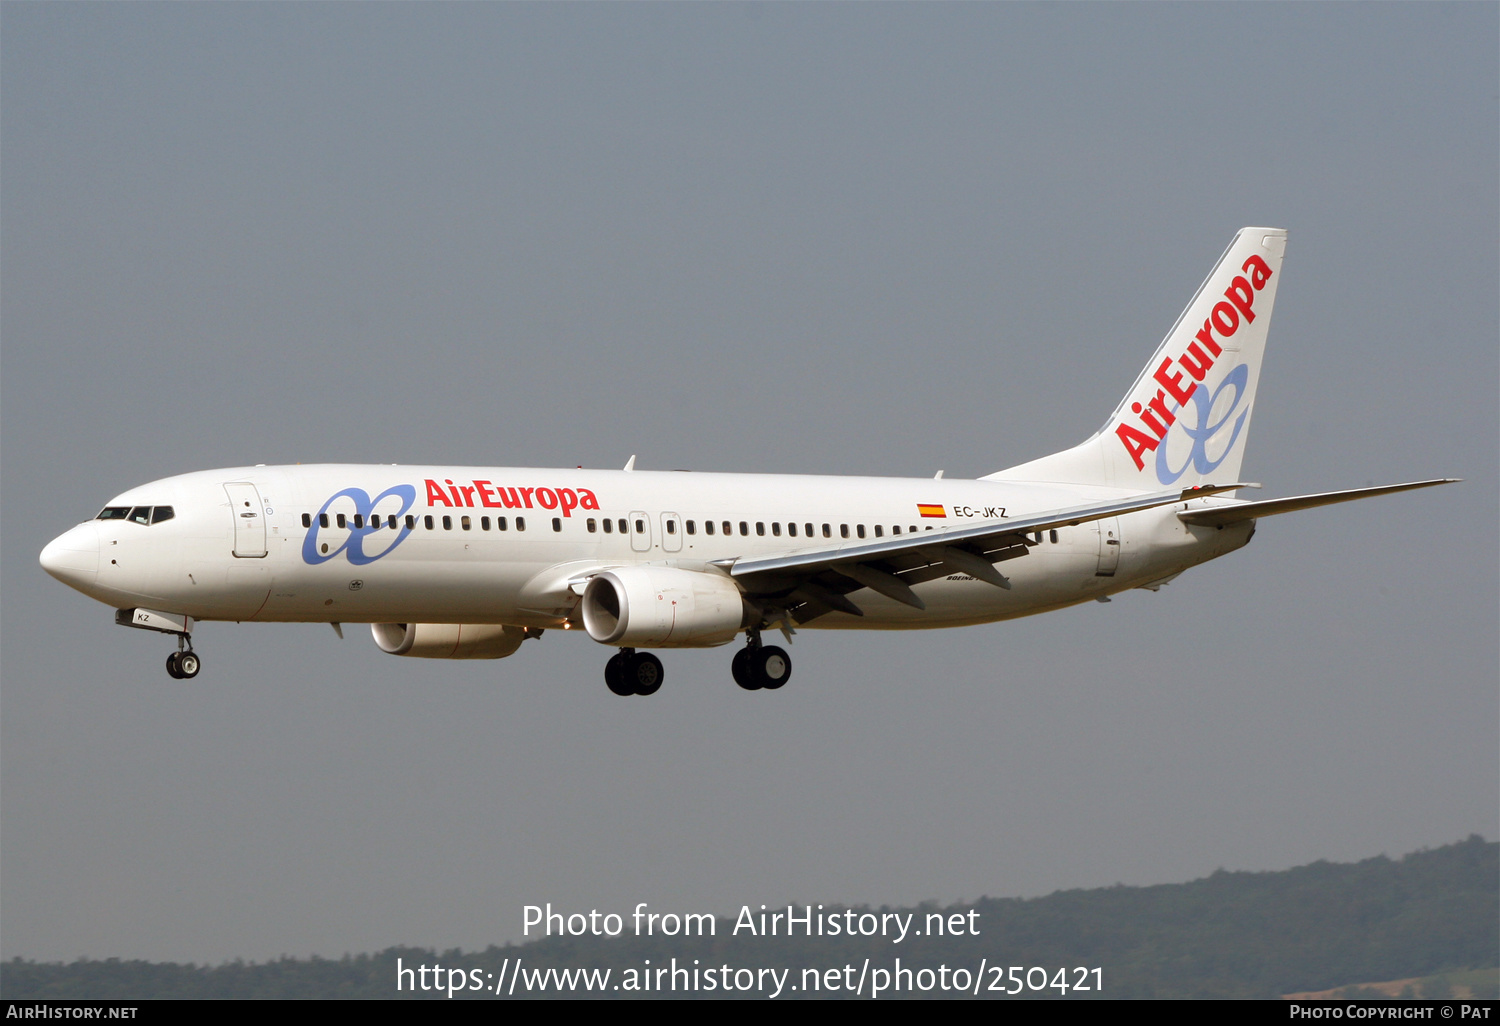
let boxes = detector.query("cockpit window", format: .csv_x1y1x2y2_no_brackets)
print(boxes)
100,505,173,525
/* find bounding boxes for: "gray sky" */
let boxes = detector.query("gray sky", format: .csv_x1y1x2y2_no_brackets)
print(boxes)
3,3,1495,965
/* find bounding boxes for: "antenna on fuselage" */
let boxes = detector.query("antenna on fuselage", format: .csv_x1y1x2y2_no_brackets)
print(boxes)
623,455,637,472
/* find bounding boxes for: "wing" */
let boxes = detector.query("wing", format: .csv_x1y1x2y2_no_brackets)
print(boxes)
1176,479,1458,529
725,483,1246,623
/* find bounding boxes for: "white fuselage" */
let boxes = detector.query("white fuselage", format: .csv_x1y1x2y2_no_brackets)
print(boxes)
42,464,1252,634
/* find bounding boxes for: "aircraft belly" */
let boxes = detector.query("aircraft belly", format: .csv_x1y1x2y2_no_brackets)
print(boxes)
257,557,540,623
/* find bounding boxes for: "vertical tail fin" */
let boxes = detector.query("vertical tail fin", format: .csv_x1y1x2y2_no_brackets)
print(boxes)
987,227,1287,490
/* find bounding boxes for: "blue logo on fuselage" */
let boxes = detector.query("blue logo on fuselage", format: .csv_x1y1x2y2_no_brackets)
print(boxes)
302,485,417,565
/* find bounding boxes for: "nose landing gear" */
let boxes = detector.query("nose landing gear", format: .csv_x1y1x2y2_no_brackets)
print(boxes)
165,637,201,679
604,648,663,696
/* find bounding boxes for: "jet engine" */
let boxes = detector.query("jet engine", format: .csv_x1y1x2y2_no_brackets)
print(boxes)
581,566,748,648
370,622,531,659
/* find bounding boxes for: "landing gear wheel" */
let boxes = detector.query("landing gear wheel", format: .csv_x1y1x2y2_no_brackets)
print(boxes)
176,651,201,679
605,653,633,696
166,652,184,679
732,648,760,691
627,652,663,696
753,646,791,690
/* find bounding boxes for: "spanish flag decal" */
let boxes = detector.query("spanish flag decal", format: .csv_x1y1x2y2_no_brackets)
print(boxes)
917,503,946,519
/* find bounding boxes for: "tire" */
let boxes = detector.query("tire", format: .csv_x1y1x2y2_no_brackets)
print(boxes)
732,648,760,690
629,652,663,696
166,652,183,679
177,652,201,679
755,646,791,690
605,653,633,696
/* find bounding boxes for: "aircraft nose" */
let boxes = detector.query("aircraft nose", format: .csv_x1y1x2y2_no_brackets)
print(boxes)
40,522,99,589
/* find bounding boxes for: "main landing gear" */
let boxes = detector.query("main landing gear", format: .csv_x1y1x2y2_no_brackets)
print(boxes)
732,632,791,692
165,636,201,680
605,648,663,697
600,633,794,696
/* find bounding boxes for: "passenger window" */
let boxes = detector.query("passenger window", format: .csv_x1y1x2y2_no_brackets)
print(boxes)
497,517,508,531
686,521,695,535
892,525,901,535
602,519,613,533
97,507,131,520
666,520,676,534
353,514,364,529
461,516,471,531
618,519,628,533
302,513,312,528
337,513,347,529
787,523,796,537
587,519,597,533
704,521,714,535
874,525,883,538
443,516,452,530
1050,529,1059,544
320,514,330,529
739,522,749,536
405,515,416,530
805,523,814,537
482,517,491,531
516,517,526,531
771,523,781,537
857,525,866,539
840,524,849,539
823,524,831,538
723,521,733,536
755,522,765,537
388,515,397,529
424,515,434,530
635,519,645,534
552,518,561,531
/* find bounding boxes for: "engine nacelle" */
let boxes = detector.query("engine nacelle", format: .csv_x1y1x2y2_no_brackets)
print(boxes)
370,622,530,659
581,566,747,648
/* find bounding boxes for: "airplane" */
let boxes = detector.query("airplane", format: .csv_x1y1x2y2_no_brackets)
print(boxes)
40,227,1455,695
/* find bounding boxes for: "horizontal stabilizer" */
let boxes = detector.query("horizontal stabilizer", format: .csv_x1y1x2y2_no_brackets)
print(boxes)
1177,479,1459,528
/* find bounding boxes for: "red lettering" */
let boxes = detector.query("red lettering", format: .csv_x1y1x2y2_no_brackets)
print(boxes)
1152,357,1197,405
1132,401,1169,440
518,487,536,508
1116,424,1159,470
474,481,501,508
536,488,558,510
1146,391,1179,432
557,488,578,517
1194,322,1223,358
578,489,600,511
499,487,522,509
1210,301,1239,337
425,480,453,507
1178,342,1214,381
1242,254,1272,290
1223,275,1256,324
459,485,477,507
